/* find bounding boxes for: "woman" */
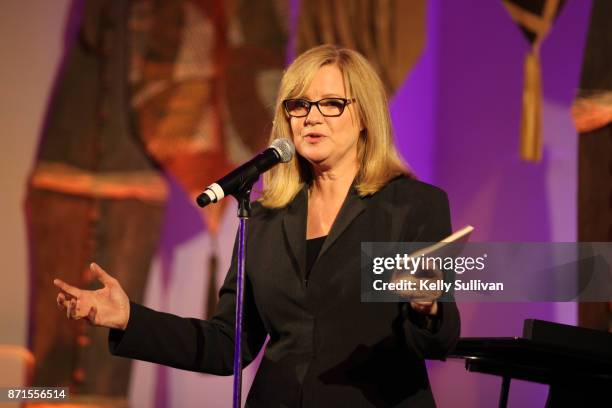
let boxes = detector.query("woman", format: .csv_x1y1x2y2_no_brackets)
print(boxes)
56,44,460,407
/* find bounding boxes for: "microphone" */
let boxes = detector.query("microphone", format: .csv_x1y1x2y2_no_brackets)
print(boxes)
196,138,295,207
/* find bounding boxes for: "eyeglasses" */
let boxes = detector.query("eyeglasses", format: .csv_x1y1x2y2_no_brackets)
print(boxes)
283,98,355,118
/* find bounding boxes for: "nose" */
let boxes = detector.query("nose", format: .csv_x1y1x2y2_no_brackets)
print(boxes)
304,103,324,125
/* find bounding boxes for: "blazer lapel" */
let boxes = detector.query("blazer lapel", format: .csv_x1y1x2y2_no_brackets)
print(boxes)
282,182,368,277
282,187,308,280
317,184,366,262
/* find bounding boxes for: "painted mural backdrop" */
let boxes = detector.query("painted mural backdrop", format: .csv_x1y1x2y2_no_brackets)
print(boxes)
27,0,286,404
297,0,427,95
572,0,612,332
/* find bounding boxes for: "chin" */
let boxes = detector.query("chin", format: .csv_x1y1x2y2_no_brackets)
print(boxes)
296,147,329,165
300,152,329,166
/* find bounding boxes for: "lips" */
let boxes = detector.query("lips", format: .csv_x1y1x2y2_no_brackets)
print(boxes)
304,133,325,140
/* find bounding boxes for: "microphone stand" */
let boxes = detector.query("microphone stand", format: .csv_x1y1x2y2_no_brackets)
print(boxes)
196,139,294,407
231,179,255,408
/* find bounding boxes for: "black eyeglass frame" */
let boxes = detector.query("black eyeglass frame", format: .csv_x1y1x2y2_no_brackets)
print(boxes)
282,97,356,118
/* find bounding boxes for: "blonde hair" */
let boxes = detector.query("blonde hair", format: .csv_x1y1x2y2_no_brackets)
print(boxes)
260,44,411,208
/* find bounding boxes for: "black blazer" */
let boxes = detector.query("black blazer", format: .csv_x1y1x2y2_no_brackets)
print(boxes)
109,176,460,407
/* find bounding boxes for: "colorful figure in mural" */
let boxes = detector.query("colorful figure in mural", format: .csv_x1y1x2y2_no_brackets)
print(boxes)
27,0,286,403
571,0,612,331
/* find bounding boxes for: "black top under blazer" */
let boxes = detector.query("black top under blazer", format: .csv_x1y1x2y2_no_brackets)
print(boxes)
109,176,461,407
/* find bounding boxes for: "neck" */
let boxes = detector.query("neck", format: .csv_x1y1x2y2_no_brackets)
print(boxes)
310,159,359,202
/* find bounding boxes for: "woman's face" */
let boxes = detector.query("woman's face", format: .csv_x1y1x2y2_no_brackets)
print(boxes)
288,64,361,171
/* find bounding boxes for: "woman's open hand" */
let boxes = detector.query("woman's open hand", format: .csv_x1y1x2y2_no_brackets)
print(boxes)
54,263,130,330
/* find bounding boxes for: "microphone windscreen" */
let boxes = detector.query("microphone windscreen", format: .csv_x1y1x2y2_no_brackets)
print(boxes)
270,138,295,163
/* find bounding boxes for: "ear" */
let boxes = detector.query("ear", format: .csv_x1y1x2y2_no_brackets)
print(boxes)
359,128,367,141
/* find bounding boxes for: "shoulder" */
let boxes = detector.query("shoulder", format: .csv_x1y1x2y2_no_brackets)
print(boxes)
374,175,449,206
248,199,292,228
249,200,281,220
250,187,307,219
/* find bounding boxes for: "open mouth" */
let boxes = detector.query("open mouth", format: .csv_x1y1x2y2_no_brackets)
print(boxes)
304,133,325,140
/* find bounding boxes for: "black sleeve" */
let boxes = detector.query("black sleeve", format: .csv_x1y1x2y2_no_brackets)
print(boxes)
108,231,267,375
401,186,461,360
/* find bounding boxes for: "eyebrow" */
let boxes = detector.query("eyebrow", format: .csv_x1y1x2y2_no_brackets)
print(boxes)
300,93,346,100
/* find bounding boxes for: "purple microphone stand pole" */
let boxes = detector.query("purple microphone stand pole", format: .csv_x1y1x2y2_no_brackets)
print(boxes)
232,187,253,408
